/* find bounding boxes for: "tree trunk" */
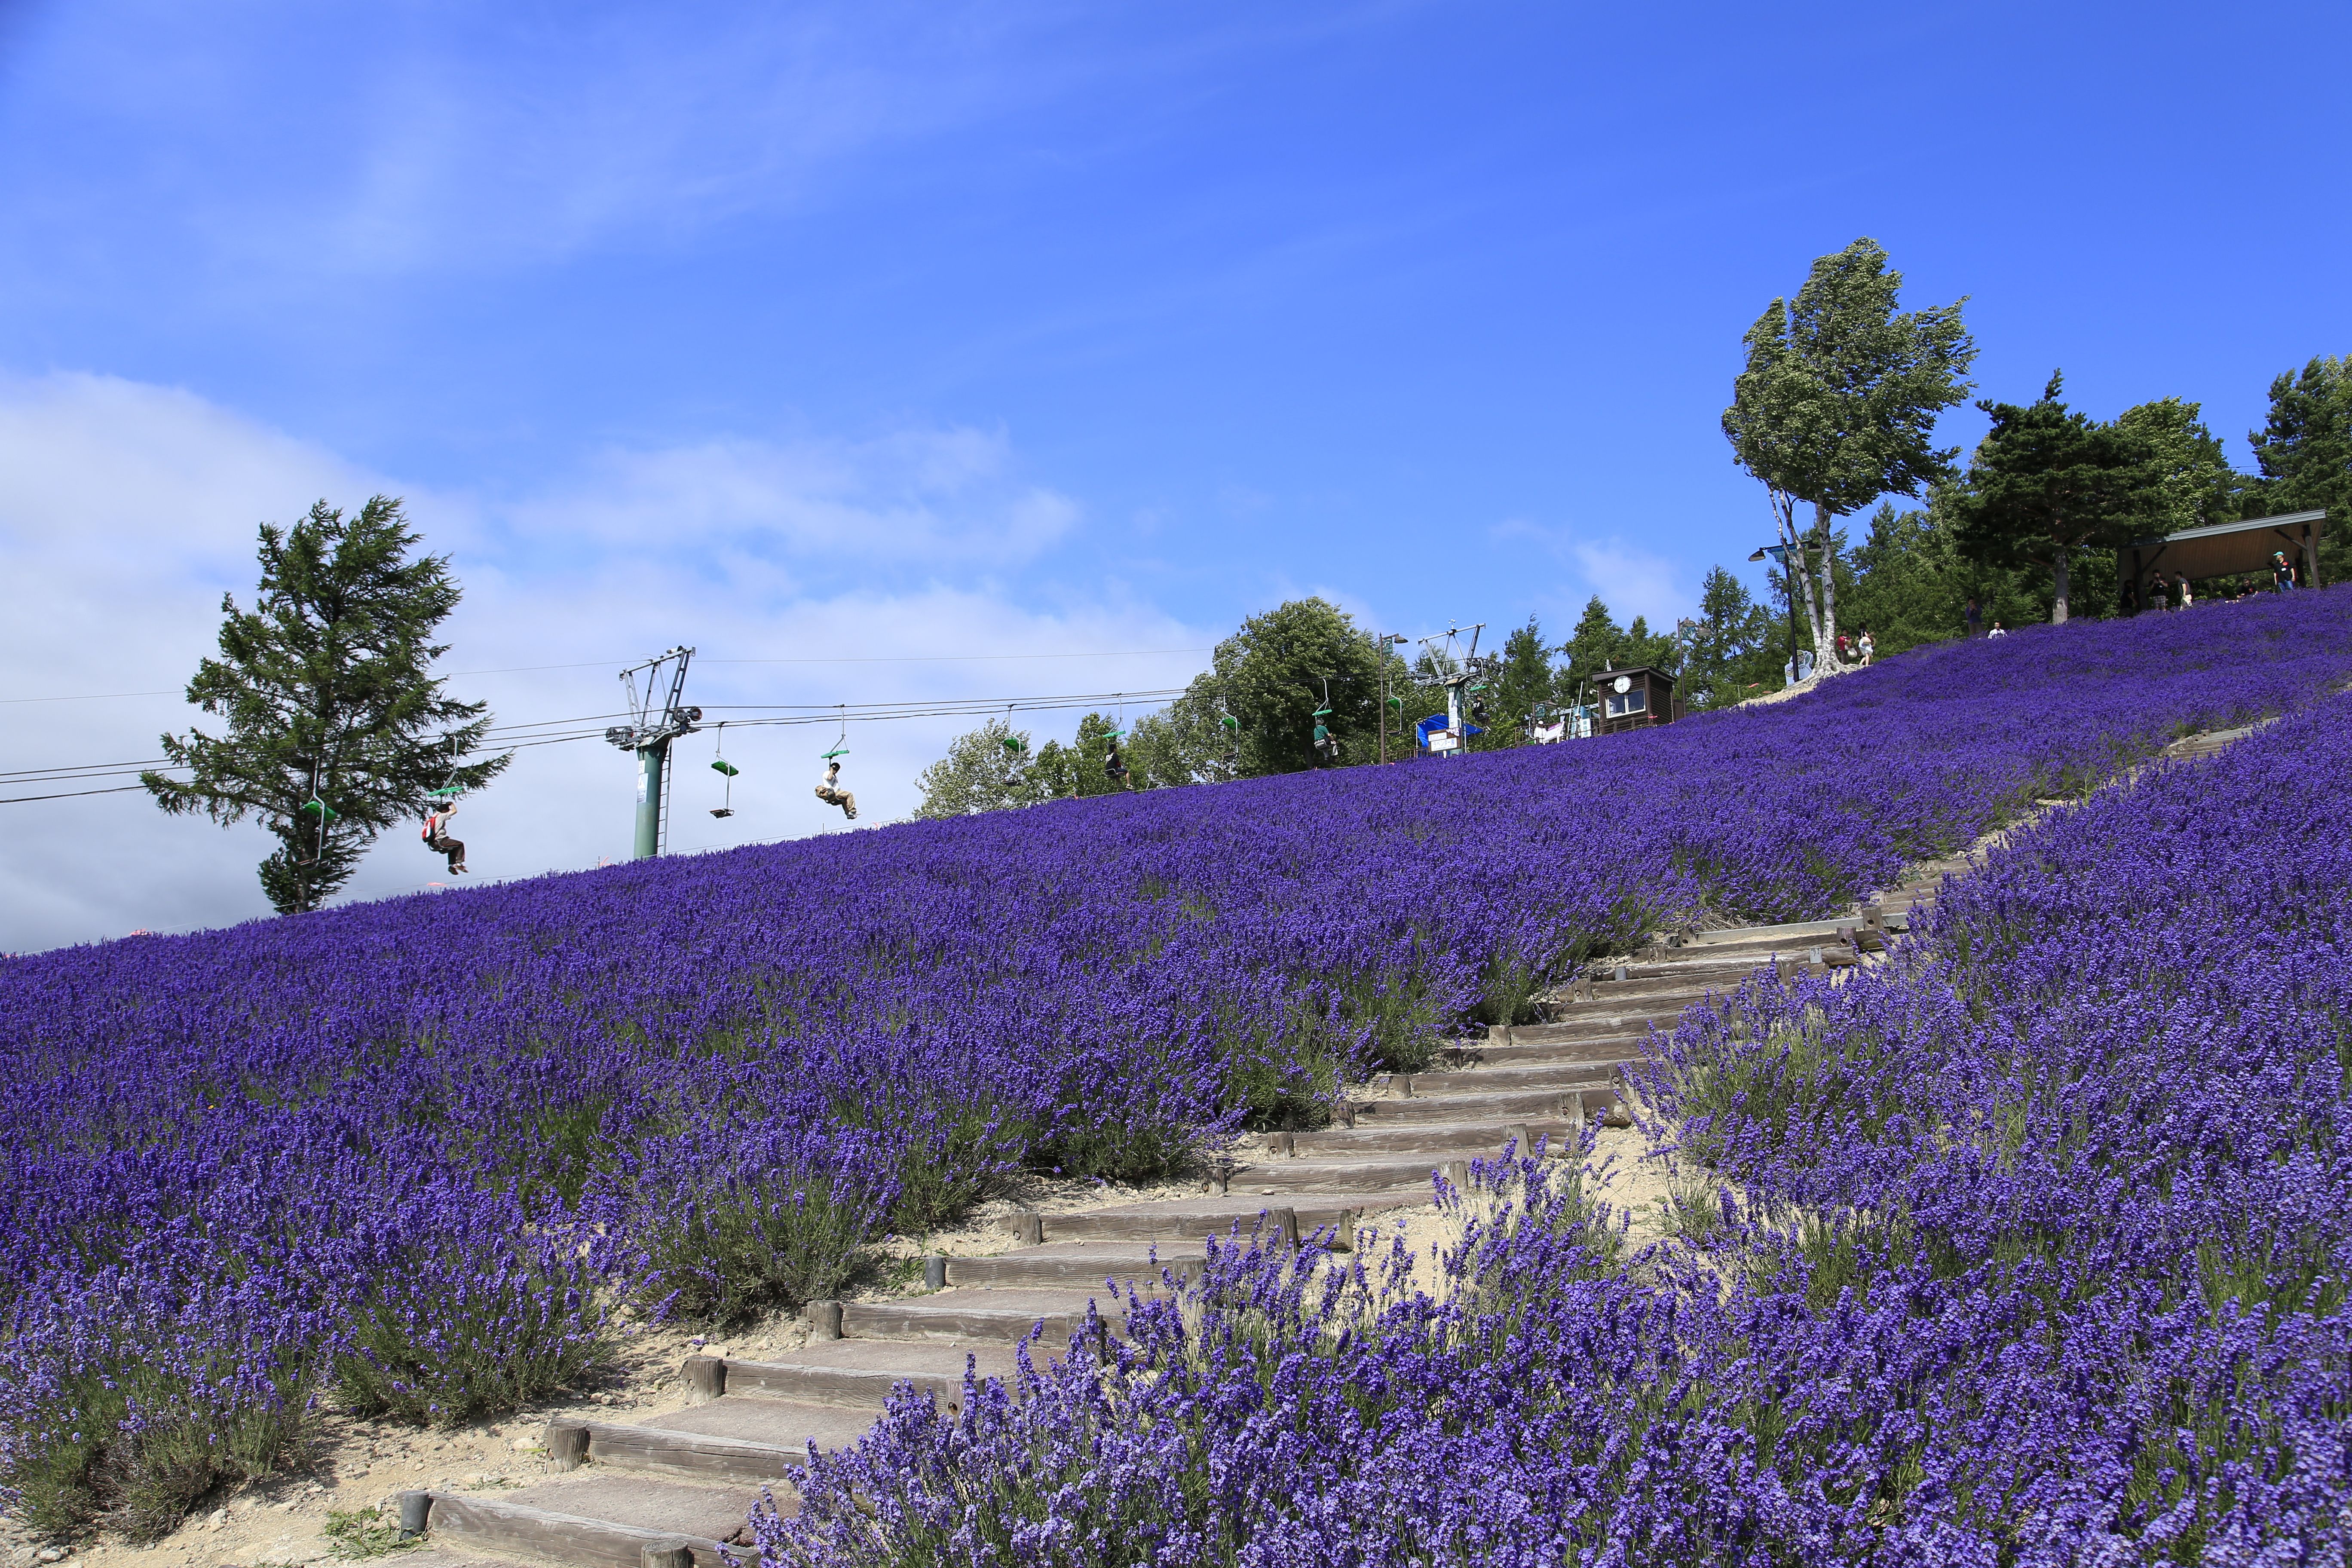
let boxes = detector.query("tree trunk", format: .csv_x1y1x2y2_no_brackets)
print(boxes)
1775,500,1824,675
1812,502,1846,673
2052,548,2070,624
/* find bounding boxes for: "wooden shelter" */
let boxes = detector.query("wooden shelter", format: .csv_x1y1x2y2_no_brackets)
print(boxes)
1592,666,1681,734
2125,510,2326,605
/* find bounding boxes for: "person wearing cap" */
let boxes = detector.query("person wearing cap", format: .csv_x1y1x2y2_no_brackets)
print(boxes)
2272,551,2299,591
815,759,857,820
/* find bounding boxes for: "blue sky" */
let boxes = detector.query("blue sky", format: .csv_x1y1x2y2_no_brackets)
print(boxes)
3,0,2347,947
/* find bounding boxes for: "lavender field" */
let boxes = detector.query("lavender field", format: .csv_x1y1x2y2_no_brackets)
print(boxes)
6,592,2352,1547
765,617,2352,1565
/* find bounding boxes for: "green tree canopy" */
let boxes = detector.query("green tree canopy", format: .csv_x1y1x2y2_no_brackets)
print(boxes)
1723,237,1977,674
142,497,510,914
912,717,1044,818
1175,597,1382,776
2246,353,2352,583
1949,373,2164,622
2116,396,2242,539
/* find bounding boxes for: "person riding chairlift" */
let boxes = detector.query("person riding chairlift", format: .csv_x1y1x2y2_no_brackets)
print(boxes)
1104,737,1130,789
815,759,858,820
421,799,467,874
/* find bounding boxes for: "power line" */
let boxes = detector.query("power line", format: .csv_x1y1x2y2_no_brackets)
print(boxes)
0,686,1190,805
2,648,1215,705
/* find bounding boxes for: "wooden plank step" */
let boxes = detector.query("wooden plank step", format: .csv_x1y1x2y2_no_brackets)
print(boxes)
713,1340,1019,1410
425,1475,752,1568
545,1399,876,1484
1350,1085,1590,1123
1288,1114,1576,1157
1221,1154,1455,1192
946,1241,1206,1289
1040,1192,1403,1243
1450,1037,1648,1067
844,1288,1109,1344
1498,1011,1681,1045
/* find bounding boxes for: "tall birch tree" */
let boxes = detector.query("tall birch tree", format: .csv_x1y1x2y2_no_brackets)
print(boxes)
1723,239,1976,676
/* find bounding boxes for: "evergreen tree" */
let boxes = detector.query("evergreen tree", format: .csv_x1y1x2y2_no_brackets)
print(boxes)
1681,567,1777,708
1948,373,2164,622
2246,354,2352,583
1723,238,1977,675
142,497,510,915
1482,617,1559,748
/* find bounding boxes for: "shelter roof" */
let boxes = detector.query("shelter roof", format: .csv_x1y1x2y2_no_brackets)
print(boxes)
2128,510,2325,581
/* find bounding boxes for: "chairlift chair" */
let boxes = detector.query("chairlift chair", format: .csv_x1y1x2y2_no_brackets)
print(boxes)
709,723,740,818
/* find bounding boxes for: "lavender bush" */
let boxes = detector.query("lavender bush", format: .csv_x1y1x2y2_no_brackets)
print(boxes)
758,627,2352,1565
6,592,2352,1542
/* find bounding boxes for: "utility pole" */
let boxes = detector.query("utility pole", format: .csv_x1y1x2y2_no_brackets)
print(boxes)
1374,631,1408,763
604,646,701,860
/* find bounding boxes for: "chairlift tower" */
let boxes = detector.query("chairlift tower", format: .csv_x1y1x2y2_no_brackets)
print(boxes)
603,646,701,859
1417,622,1486,759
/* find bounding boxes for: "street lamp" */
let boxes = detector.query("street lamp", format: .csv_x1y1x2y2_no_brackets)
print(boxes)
1748,545,1806,685
1375,631,1409,762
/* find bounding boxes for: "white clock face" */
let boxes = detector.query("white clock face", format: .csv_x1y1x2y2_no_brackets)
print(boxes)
1612,675,1632,694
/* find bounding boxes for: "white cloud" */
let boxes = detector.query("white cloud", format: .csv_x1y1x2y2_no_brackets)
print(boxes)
1565,539,1687,628
1485,514,1693,628
505,427,1079,568
0,372,1204,952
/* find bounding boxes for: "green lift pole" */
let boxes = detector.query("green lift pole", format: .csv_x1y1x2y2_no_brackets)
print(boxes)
606,646,700,861
633,743,667,860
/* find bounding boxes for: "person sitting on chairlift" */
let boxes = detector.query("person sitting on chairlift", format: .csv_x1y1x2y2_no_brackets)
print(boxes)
815,759,858,820
421,799,467,874
1104,738,1130,788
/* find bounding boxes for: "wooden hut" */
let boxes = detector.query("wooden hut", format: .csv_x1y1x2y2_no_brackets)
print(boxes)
1592,666,1681,734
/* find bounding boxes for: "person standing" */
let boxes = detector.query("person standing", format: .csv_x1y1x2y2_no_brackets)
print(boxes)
2273,551,2299,591
1857,629,1875,666
2176,573,2193,608
1964,597,1983,638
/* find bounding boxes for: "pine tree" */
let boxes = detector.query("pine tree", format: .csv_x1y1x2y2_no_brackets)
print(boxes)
2246,354,2351,584
142,497,510,914
1681,567,1777,707
1948,374,2164,622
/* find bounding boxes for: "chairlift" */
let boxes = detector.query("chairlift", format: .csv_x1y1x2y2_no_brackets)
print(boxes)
821,705,850,762
708,723,739,818
425,734,466,801
1311,678,1340,763
295,769,339,866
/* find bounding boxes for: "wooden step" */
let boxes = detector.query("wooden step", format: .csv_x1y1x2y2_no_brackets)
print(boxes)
1288,1115,1575,1158
425,1474,753,1568
1222,1154,1455,1192
844,1287,1109,1344
1037,1192,1403,1243
1351,1085,1588,1124
945,1241,1205,1289
543,1398,876,1484
1449,1037,1647,1067
711,1340,1019,1410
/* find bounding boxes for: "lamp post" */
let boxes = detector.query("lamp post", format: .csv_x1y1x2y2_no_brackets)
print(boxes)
1748,545,1804,685
1374,633,1409,762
